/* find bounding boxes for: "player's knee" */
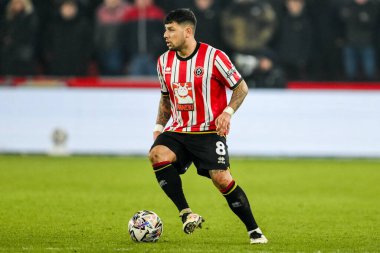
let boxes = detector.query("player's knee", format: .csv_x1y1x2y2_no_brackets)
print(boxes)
213,178,232,190
148,147,160,164
210,170,233,190
148,145,175,164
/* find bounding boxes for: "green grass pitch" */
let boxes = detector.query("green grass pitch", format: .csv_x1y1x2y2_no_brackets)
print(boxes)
0,155,379,252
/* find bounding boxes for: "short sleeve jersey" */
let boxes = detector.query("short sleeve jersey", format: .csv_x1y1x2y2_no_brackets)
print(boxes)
157,42,242,132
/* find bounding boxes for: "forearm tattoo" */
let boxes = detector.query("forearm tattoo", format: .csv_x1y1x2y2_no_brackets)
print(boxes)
156,95,171,126
229,80,249,112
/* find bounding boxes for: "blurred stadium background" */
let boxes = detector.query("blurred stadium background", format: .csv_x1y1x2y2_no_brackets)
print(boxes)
0,0,380,157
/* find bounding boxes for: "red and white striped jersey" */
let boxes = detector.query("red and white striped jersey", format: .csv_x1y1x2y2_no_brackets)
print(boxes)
157,42,242,132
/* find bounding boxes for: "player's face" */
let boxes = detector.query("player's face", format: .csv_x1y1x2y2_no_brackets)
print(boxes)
164,22,187,51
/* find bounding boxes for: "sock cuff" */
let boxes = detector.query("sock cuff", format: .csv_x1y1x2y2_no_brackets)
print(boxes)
152,161,172,172
248,227,261,235
179,208,192,217
220,180,237,195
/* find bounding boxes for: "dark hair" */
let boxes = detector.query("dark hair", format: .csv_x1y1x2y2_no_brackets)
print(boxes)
164,8,197,28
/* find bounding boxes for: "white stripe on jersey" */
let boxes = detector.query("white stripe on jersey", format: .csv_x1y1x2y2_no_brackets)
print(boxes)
215,54,238,87
200,46,216,131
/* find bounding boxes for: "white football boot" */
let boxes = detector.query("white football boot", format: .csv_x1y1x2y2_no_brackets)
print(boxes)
249,228,268,244
181,212,205,234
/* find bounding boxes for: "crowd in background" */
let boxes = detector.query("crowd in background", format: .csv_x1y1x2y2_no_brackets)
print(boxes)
1,0,380,88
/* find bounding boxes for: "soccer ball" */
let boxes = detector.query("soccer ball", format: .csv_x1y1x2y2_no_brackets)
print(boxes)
128,210,163,242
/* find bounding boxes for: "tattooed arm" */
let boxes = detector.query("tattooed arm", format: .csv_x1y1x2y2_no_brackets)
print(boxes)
215,80,249,136
153,95,171,140
228,80,249,112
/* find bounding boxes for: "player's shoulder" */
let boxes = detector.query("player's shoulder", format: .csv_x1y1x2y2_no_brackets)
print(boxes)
200,42,228,59
199,42,220,53
214,48,229,59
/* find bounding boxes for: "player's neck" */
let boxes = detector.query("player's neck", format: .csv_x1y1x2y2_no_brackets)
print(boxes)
177,39,197,59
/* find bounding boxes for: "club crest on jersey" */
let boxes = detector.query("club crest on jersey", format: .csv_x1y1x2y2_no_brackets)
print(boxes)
173,82,194,111
194,66,204,77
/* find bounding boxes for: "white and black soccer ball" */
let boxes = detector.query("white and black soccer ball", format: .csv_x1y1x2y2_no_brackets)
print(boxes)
128,210,163,242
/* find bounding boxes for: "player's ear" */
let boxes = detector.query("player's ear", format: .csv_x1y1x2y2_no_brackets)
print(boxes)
184,26,193,38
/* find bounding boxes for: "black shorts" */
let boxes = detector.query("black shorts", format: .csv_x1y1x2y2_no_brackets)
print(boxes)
151,131,230,178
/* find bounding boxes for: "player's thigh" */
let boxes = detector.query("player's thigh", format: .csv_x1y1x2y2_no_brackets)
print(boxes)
149,145,176,164
149,132,185,164
188,134,230,177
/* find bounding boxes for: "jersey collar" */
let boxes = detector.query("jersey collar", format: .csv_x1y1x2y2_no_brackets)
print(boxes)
176,42,201,61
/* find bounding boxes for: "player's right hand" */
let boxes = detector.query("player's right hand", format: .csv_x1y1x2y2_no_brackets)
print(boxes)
215,112,231,137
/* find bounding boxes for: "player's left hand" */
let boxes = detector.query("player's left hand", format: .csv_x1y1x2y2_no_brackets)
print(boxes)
215,112,231,137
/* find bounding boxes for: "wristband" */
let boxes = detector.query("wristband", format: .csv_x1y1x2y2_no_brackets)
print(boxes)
223,106,235,116
153,124,164,133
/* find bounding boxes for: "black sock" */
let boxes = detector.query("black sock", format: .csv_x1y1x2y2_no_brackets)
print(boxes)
153,161,189,212
221,181,258,231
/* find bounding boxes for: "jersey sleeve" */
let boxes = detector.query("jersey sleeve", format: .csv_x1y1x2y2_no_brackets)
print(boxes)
214,50,243,90
157,57,169,96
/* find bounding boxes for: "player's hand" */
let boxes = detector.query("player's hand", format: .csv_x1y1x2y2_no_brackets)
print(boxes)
215,112,231,137
153,131,161,141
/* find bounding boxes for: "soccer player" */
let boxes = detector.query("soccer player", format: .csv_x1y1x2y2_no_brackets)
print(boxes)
149,8,268,244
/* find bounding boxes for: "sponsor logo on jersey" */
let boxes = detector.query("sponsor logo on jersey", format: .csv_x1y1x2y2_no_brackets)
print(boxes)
172,82,194,111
